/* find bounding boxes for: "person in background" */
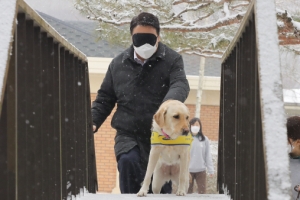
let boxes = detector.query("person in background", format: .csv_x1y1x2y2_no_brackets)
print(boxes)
287,116,300,200
188,117,214,194
91,12,190,194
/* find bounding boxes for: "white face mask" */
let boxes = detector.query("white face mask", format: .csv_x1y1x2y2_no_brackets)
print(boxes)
191,126,200,135
134,43,157,59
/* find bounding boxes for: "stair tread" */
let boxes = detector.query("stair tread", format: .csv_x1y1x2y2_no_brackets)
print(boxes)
78,193,230,200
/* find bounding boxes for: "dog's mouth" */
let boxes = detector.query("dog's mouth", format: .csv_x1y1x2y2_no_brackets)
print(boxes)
161,129,170,139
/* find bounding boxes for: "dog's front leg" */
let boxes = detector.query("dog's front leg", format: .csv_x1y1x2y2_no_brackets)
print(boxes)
176,149,189,196
137,146,161,197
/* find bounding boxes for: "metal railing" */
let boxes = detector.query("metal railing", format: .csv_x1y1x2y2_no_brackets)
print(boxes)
0,1,97,199
217,6,267,199
217,1,290,200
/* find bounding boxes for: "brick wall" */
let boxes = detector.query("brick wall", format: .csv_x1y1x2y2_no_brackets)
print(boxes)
186,104,220,141
91,93,117,193
91,93,219,193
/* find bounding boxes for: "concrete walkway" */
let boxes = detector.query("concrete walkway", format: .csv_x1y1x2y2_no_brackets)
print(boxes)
78,193,230,200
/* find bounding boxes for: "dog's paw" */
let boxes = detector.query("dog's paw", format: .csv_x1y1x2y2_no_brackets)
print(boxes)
137,190,147,197
176,190,186,196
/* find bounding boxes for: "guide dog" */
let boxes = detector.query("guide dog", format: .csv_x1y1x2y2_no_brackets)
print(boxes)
137,100,192,196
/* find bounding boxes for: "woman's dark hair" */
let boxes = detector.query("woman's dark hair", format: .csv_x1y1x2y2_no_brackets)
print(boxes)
189,117,205,141
130,12,160,35
287,116,300,144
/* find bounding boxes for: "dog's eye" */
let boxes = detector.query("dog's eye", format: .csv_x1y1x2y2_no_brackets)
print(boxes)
173,115,179,119
186,116,189,120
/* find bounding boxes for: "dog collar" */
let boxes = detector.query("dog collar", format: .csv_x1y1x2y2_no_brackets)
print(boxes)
151,131,193,146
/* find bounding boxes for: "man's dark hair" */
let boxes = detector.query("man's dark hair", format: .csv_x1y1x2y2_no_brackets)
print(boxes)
287,116,300,142
130,12,160,35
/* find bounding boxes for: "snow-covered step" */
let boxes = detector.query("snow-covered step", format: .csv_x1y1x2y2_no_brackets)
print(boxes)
78,193,230,200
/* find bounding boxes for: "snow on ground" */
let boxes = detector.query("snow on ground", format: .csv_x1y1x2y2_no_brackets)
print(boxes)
0,0,17,102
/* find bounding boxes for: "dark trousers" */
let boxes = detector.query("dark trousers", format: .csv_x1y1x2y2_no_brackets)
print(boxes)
117,146,172,194
188,171,206,194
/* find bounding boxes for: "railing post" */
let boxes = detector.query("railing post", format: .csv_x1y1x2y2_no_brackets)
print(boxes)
60,47,68,199
53,42,61,199
33,26,43,200
218,0,291,199
85,64,98,193
16,12,27,200
24,18,36,199
255,0,291,199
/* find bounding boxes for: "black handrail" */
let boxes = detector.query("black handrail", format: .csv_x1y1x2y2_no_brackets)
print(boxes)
0,2,97,200
217,4,267,200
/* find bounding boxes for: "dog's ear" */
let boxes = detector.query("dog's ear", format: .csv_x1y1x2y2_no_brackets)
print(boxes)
154,105,168,128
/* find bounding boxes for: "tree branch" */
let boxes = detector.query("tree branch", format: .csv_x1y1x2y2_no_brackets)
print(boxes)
175,47,224,58
173,0,215,5
160,3,210,25
176,3,210,17
192,11,214,24
94,17,131,25
162,11,245,32
230,2,250,9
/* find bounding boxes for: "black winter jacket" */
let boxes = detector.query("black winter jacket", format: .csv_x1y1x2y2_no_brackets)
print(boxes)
91,42,190,170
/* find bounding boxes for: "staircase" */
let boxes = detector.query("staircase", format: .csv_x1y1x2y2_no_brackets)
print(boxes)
78,194,230,200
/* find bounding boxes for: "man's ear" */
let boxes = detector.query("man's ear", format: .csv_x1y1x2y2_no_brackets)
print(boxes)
154,105,167,128
157,35,161,43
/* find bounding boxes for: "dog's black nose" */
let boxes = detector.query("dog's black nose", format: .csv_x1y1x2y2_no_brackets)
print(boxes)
182,130,189,136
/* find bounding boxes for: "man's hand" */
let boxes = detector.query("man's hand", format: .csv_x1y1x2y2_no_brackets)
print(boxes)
93,125,96,132
294,184,300,192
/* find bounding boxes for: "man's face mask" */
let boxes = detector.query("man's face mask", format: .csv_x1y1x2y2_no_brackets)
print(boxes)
132,33,157,59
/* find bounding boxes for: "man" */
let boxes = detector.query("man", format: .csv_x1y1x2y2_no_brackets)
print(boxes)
287,116,300,200
91,12,190,194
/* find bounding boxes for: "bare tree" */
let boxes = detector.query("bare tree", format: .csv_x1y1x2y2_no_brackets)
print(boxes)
74,0,250,57
74,0,300,57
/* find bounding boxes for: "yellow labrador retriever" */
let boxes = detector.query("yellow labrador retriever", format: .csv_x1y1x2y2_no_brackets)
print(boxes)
137,100,192,196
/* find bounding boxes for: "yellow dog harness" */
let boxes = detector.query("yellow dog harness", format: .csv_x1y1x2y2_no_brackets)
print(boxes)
151,131,193,146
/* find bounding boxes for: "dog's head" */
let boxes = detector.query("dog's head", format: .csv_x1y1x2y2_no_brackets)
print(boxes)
153,100,190,139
